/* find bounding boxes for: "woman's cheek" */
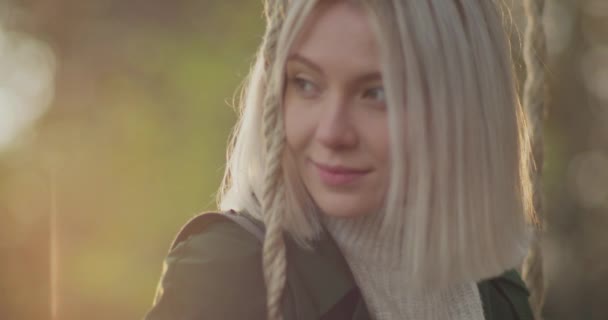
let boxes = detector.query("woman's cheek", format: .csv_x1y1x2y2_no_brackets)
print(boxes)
285,101,318,149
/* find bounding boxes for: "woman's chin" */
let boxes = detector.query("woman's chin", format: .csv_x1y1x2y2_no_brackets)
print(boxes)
316,201,371,219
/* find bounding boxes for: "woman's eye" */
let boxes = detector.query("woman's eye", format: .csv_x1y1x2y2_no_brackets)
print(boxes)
292,77,318,95
362,87,386,102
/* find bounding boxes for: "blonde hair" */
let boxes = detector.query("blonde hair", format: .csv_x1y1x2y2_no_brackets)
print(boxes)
218,0,535,319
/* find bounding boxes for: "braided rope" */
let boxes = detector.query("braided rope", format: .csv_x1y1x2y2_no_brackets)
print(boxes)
521,0,547,319
261,103,287,320
261,2,288,320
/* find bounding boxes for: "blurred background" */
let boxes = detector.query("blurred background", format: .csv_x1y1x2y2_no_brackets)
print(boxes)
0,0,606,319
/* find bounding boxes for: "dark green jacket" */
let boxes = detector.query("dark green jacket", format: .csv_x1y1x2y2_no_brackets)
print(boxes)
144,213,533,320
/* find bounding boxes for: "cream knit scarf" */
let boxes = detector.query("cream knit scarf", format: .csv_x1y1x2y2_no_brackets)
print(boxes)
323,216,486,320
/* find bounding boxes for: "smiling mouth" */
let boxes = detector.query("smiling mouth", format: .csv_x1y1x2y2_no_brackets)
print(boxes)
310,159,371,186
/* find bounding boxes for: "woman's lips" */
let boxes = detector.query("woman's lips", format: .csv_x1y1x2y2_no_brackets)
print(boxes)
310,160,371,187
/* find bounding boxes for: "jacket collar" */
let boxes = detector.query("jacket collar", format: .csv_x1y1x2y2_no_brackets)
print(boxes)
239,210,369,319
286,232,370,319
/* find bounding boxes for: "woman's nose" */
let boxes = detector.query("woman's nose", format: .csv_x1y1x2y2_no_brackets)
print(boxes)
315,95,358,149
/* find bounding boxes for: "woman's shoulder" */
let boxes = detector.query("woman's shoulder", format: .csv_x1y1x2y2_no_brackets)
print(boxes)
144,213,267,320
173,213,263,256
478,269,534,320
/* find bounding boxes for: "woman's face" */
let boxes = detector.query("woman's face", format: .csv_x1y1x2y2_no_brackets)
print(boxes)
284,2,390,218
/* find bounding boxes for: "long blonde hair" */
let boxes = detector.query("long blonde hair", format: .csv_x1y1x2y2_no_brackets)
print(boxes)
218,0,535,319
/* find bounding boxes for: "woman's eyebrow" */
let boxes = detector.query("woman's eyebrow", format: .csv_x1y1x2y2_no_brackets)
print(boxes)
354,72,382,85
286,54,323,74
286,53,382,85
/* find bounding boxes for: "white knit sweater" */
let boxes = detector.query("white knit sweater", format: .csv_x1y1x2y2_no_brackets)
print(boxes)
324,217,486,320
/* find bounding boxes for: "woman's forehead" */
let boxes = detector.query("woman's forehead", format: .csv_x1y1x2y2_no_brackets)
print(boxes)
287,1,381,75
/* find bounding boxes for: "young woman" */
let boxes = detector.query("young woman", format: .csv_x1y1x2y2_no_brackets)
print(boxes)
145,0,535,319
